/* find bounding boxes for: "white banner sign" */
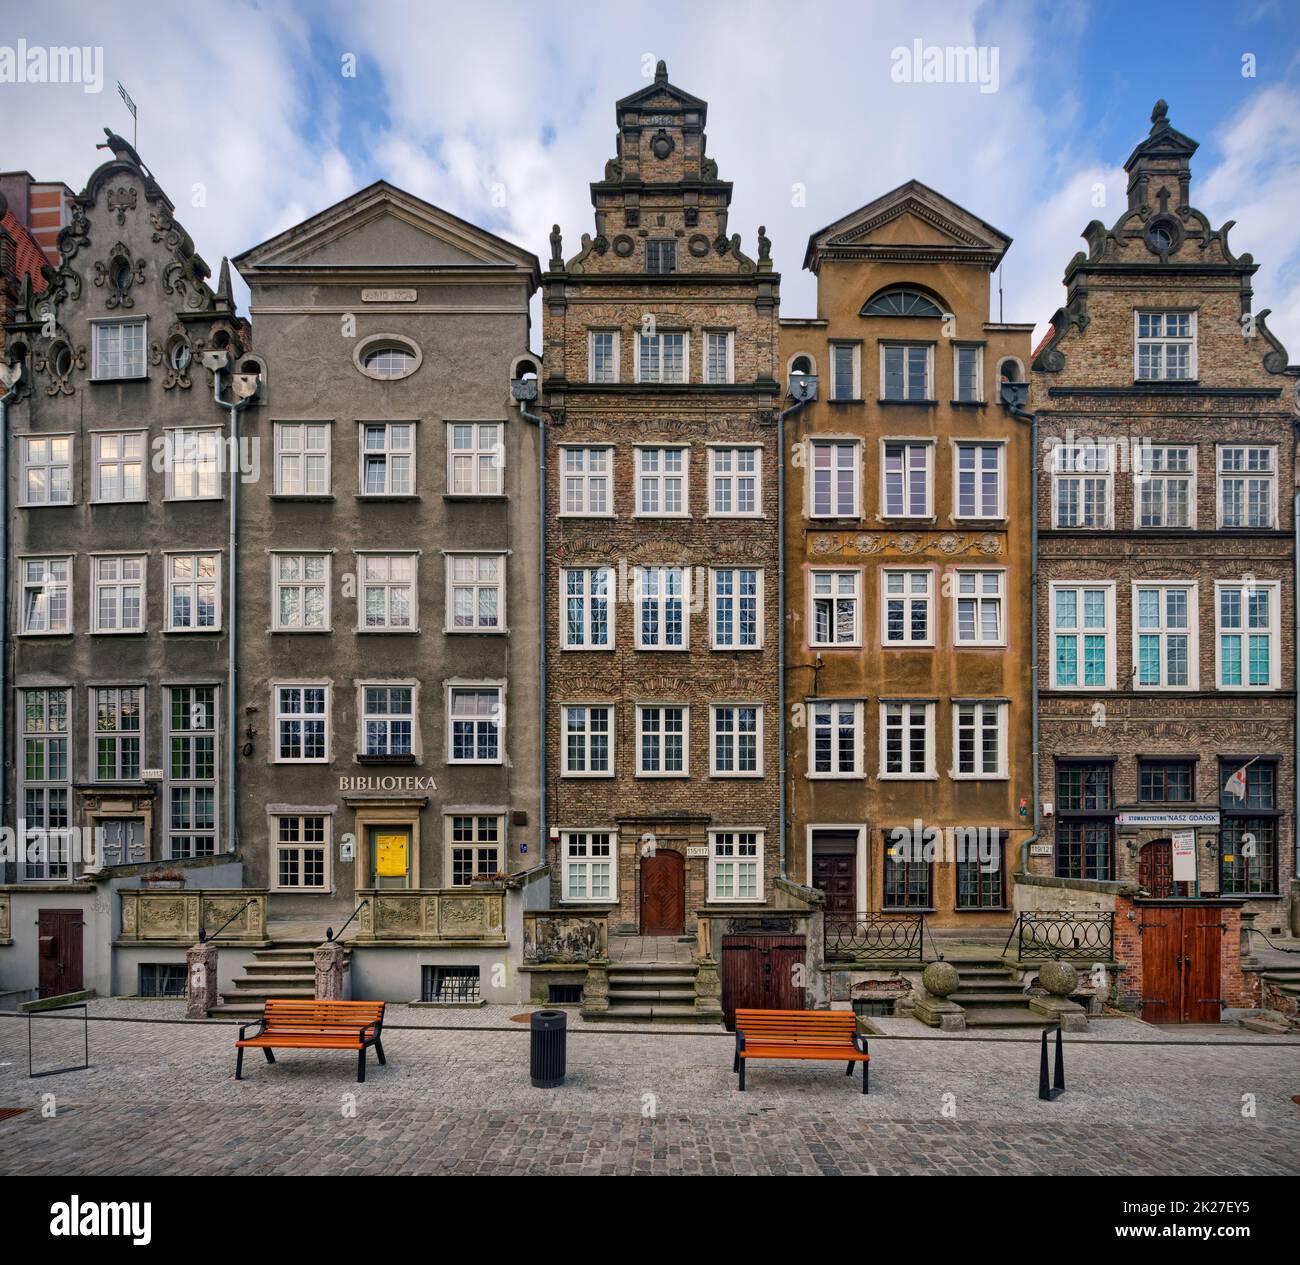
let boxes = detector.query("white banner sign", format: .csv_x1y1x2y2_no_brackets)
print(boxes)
1117,810,1219,827
1171,830,1198,882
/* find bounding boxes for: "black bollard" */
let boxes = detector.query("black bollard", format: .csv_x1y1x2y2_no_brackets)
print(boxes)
529,1009,567,1088
1038,1024,1065,1101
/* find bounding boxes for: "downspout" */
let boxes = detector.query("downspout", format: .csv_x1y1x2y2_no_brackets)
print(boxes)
776,382,815,877
0,373,18,850
516,394,546,867
213,367,252,855
1294,490,1299,884
1006,396,1041,874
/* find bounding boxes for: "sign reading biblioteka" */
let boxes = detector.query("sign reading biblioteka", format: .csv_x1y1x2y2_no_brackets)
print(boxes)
339,775,436,792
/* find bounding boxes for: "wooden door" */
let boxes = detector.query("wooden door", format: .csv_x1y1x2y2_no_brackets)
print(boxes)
1140,906,1223,1023
37,909,84,998
812,852,857,917
1139,840,1174,898
640,850,684,935
720,935,807,1030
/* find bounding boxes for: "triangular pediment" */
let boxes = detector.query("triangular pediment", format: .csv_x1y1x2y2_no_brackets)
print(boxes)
234,181,539,279
804,180,1011,271
616,62,708,116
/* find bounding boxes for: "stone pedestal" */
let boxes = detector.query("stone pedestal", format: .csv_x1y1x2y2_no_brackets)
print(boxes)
1239,910,1258,968
185,941,218,1019
579,958,610,1015
314,940,347,1000
913,996,966,1031
1029,995,1089,1032
693,955,724,1018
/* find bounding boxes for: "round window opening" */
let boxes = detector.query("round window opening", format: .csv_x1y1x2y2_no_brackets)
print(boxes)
1145,217,1181,254
50,342,73,378
358,338,421,381
169,339,192,372
111,257,133,290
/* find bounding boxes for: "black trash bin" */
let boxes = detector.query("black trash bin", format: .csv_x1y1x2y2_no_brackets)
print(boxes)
530,1009,567,1087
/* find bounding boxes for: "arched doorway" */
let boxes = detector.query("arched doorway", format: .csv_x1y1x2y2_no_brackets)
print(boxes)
1139,839,1191,898
640,850,685,935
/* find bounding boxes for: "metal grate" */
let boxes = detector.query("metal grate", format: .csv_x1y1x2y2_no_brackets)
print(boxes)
139,963,187,998
548,983,583,1005
422,965,481,1003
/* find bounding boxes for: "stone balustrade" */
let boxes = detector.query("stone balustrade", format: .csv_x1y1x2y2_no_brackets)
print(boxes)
118,888,268,943
354,887,507,944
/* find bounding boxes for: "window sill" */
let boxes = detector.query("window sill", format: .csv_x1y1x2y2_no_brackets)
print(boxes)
808,644,864,651
442,493,506,502
18,502,76,510
163,496,224,504
704,513,766,521
878,515,936,526
90,376,149,385
949,774,1010,782
356,627,420,635
271,494,335,503
949,399,988,408
165,628,223,635
877,774,940,781
827,398,865,405
806,772,866,781
881,906,937,913
951,516,1007,526
882,641,936,650
16,630,73,638
445,628,509,636
358,494,421,502
635,773,691,780
558,513,615,520
355,753,418,766
877,398,936,406
447,760,505,767
561,645,615,652
633,513,692,521
953,906,1009,913
711,644,764,652
269,627,333,635
89,629,147,637
710,772,765,779
90,499,147,506
560,772,616,779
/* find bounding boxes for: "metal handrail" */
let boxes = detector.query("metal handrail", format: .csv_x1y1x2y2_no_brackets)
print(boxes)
326,899,369,943
1245,926,1300,954
197,899,255,943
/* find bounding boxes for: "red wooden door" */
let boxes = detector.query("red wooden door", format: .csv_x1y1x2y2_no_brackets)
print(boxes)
640,851,684,935
1181,912,1223,1024
720,935,807,1030
812,852,856,917
37,909,84,998
1140,906,1223,1023
1139,841,1174,898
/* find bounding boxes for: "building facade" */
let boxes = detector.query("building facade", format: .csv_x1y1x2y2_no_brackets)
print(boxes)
1031,102,1299,937
232,182,544,1003
541,62,783,937
781,182,1034,933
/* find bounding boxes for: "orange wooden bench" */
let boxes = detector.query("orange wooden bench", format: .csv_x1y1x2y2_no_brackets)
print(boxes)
235,999,387,1083
733,1008,869,1093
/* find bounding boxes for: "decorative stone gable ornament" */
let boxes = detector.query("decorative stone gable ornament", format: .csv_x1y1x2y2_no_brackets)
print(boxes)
549,224,563,269
650,128,674,160
107,185,137,225
93,244,146,309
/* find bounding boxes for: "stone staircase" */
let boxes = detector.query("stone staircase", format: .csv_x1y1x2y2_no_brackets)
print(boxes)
947,958,1043,1028
207,938,350,1019
585,960,713,1023
1259,965,1300,1018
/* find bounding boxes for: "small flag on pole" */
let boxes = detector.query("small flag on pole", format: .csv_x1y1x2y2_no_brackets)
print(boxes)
1223,758,1257,801
117,81,137,148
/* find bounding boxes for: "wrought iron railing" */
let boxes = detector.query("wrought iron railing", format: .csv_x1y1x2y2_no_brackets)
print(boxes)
825,912,927,962
1003,911,1114,961
326,899,369,943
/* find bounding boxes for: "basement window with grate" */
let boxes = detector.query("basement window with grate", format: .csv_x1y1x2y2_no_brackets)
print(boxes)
422,965,481,1004
139,963,187,998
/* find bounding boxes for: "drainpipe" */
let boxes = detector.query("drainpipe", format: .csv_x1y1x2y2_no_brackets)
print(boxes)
1002,386,1041,874
0,367,20,853
209,360,255,855
777,376,817,878
513,379,545,867
1294,490,1299,885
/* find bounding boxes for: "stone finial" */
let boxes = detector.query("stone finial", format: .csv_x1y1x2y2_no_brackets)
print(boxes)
757,225,771,261
654,60,668,84
922,960,961,999
549,223,563,267
1150,99,1169,132
1039,959,1080,997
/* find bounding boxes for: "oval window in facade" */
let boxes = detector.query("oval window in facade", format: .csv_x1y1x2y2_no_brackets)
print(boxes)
356,335,422,381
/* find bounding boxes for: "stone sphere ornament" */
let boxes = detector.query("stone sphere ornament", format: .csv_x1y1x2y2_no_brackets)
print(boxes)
922,961,960,999
1039,959,1080,997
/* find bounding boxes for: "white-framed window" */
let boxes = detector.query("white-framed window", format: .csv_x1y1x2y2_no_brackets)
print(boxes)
272,553,330,631
21,556,72,635
709,446,760,516
808,439,859,518
636,704,688,776
91,318,147,380
1135,444,1195,528
360,422,415,496
880,701,934,778
274,422,331,496
274,684,330,762
952,700,1007,778
166,553,220,631
953,569,1005,646
1051,583,1114,689
91,555,145,633
359,553,416,631
953,442,1004,518
808,700,862,778
562,831,615,902
447,684,502,764
635,566,688,649
1216,581,1280,690
447,554,504,632
809,569,860,647
1135,310,1196,381
362,684,415,758
165,428,222,500
588,330,620,384
881,569,933,646
882,440,932,517
273,814,330,891
20,436,73,505
704,330,735,384
92,686,142,781
562,567,614,649
1218,445,1276,528
92,431,146,502
881,343,932,401
711,704,762,776
20,688,71,880
831,342,861,400
635,330,687,383
953,344,984,403
636,446,688,516
448,422,503,495
560,446,612,516
166,685,217,859
562,705,613,776
709,829,763,902
447,815,502,885
1133,582,1196,689
1052,442,1113,528
711,568,762,649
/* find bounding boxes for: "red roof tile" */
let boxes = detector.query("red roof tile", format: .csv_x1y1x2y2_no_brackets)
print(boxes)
2,207,49,294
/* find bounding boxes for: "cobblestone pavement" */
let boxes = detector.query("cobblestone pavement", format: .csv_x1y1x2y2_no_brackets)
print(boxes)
1,1011,1297,1175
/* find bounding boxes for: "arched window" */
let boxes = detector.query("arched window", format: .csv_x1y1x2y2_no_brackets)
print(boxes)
861,288,944,319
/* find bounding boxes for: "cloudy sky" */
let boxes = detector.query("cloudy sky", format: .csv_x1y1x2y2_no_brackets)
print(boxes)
4,0,1300,355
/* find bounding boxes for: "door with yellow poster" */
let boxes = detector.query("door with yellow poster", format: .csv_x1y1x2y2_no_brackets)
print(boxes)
369,826,412,889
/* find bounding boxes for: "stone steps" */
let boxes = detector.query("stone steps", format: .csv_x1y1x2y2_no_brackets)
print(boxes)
964,1009,1055,1028
208,937,349,1017
583,955,718,1024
